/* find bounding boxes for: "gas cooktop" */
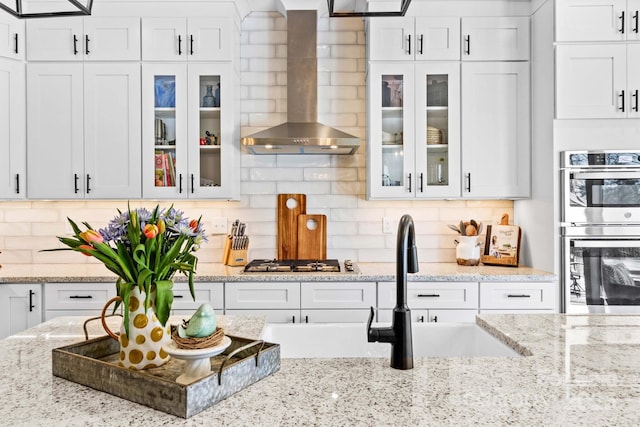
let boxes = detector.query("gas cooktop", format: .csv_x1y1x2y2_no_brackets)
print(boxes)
243,259,355,273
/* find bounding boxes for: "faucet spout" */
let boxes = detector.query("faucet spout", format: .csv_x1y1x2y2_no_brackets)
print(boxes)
367,214,417,370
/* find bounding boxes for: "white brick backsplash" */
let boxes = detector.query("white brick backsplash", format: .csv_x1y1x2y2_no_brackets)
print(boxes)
0,12,515,266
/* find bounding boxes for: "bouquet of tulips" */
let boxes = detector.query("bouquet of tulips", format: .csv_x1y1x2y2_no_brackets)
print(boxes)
46,204,206,334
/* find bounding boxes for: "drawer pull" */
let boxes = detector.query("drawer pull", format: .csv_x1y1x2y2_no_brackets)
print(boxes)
507,294,531,298
69,295,93,299
417,293,440,298
173,295,184,299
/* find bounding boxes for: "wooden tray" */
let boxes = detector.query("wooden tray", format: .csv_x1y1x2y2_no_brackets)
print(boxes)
52,334,280,418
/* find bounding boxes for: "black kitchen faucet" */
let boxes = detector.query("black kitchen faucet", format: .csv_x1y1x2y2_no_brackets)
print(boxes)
367,214,418,370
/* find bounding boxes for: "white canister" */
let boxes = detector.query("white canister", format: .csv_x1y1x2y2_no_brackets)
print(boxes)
455,236,481,266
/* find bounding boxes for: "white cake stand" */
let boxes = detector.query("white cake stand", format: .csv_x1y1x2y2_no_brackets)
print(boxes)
165,336,232,385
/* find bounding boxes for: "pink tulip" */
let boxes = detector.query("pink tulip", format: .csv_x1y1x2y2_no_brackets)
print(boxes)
144,224,159,239
79,230,103,244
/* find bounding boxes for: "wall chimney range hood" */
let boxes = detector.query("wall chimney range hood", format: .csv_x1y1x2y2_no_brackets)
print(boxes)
241,9,360,155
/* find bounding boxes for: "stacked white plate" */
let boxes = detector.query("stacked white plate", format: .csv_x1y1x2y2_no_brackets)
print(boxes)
427,126,442,145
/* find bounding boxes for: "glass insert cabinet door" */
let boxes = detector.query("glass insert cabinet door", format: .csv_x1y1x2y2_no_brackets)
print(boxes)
142,62,235,198
414,62,460,198
367,62,415,199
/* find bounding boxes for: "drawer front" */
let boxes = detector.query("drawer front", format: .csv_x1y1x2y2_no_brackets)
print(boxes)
225,282,300,310
480,282,557,310
172,282,223,310
378,308,476,323
224,309,300,324
45,282,116,310
378,282,478,309
301,309,370,323
301,282,376,309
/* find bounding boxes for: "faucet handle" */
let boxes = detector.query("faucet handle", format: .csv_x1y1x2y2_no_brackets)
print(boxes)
367,306,375,331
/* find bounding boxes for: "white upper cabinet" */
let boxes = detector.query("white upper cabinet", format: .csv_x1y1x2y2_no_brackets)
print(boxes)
0,59,25,199
142,62,238,199
26,17,140,61
461,62,530,198
461,17,530,61
556,0,640,41
368,17,460,61
142,17,232,61
556,44,640,118
367,61,461,199
0,14,24,60
27,62,141,199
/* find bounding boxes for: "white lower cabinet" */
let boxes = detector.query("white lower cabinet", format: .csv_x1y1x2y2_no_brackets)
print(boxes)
172,282,223,316
378,281,478,323
44,282,117,321
479,281,557,312
0,284,42,339
225,282,375,323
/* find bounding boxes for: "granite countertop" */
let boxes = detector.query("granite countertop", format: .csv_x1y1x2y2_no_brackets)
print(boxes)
1,313,639,425
0,262,556,283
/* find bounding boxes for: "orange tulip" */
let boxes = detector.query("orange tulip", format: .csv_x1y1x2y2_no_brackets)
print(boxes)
78,244,95,256
143,224,159,239
79,229,103,244
189,219,199,232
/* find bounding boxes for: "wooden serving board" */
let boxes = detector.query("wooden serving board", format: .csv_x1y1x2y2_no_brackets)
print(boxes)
297,214,326,260
277,194,306,259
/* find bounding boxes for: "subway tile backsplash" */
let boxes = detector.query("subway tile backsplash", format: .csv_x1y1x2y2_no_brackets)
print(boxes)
0,12,512,266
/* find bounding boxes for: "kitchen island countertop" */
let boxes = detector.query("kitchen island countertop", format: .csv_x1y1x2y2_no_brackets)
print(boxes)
0,262,556,283
0,313,639,426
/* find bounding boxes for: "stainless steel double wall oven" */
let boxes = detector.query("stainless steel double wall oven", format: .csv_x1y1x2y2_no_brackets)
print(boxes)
561,150,640,313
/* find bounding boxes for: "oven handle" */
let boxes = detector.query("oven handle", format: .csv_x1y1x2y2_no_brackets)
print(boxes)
572,240,640,248
571,171,640,179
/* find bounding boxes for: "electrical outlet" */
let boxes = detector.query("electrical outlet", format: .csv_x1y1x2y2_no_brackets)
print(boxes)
210,217,228,235
382,217,395,234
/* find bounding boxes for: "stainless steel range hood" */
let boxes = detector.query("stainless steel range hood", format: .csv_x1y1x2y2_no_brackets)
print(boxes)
241,9,360,155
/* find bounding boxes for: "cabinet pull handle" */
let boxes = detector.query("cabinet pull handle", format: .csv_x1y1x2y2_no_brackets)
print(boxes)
29,290,35,312
620,11,626,34
178,35,183,55
73,34,78,55
634,90,639,112
464,35,470,55
15,174,19,194
407,34,411,54
69,295,93,299
74,173,79,193
85,35,90,55
418,315,425,323
190,34,194,55
173,295,184,299
419,34,424,55
465,173,471,192
619,90,626,112
14,33,18,54
292,315,296,324
191,173,195,193
432,315,438,323
634,11,639,33
507,294,531,298
419,172,424,193
179,173,183,193
408,173,412,193
305,315,309,323
86,174,91,193
417,293,440,298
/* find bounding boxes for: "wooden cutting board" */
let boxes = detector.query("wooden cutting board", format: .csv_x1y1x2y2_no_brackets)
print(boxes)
277,194,306,259
297,214,326,260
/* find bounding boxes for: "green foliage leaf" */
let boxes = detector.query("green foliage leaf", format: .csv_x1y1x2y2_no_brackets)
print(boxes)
154,280,174,327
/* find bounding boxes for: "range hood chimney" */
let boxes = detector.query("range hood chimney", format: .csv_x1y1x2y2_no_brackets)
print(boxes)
241,9,360,155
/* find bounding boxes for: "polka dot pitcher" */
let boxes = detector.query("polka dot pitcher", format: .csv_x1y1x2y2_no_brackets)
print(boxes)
101,286,171,370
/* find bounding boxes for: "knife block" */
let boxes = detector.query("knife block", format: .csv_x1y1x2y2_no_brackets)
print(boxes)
222,236,248,267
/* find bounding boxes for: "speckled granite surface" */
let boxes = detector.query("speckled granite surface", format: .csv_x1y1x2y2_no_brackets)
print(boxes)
1,313,639,426
0,262,556,283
